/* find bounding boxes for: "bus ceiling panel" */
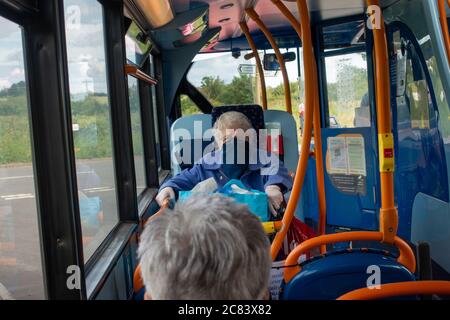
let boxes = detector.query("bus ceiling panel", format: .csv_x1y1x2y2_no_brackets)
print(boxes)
170,0,399,53
172,0,253,43
212,26,301,51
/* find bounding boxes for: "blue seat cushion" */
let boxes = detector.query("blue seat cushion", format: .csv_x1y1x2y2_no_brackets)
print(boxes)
280,249,416,300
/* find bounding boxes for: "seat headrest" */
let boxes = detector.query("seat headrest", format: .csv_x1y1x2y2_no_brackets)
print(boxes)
212,105,265,131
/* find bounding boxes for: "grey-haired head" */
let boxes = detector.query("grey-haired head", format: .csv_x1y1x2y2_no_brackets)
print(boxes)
138,194,271,300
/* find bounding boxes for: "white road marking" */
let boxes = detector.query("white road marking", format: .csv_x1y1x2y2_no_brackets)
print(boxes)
0,175,33,181
0,171,94,181
1,193,35,201
83,187,114,193
0,283,14,300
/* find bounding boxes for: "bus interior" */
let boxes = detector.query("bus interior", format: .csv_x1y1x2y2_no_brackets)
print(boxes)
0,0,450,300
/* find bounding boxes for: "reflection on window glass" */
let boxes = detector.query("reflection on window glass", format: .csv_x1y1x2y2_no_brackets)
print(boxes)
128,76,146,195
325,52,370,128
0,17,45,299
64,0,118,262
384,1,450,139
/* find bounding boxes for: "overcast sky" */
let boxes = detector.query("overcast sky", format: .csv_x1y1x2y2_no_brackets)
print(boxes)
0,16,25,90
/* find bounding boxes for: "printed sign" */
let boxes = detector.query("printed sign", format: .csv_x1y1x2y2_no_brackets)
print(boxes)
346,137,366,176
328,137,348,174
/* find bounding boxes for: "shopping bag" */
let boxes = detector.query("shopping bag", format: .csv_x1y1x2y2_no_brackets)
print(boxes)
279,216,316,260
218,179,270,222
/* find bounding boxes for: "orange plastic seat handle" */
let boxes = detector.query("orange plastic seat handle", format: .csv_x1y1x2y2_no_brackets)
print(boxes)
337,281,450,300
284,231,416,283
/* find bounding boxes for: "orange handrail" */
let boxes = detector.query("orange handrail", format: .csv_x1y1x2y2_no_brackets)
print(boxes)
438,0,450,65
239,21,268,110
144,198,171,226
271,0,327,252
284,231,416,283
245,8,292,114
337,281,450,300
270,0,302,38
269,0,315,260
133,264,144,293
368,0,398,244
125,64,158,85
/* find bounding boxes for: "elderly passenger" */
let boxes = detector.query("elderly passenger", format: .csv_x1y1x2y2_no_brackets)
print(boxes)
156,111,293,215
138,194,272,300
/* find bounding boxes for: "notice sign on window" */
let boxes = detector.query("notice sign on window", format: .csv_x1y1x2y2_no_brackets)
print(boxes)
328,137,348,174
347,137,366,175
328,136,366,176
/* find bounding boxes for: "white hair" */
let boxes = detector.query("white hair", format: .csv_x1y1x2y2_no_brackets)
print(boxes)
213,111,254,147
138,194,271,300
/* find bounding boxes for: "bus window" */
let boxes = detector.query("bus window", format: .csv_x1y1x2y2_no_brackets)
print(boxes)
0,17,44,299
64,0,119,262
324,52,370,128
186,52,260,108
384,1,450,140
181,95,202,116
127,76,146,196
186,49,302,139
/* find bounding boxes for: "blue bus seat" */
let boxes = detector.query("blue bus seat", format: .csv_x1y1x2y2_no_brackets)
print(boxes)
280,248,416,300
170,114,213,175
169,107,299,176
264,110,299,174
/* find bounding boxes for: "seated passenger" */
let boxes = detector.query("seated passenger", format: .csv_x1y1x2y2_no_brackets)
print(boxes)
156,111,293,215
138,194,272,300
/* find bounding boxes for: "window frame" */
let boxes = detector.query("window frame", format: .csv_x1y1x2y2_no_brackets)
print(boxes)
0,0,87,299
0,0,165,300
315,14,377,129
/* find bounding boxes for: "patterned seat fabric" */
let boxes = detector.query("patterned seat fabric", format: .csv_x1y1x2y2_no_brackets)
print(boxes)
211,105,265,131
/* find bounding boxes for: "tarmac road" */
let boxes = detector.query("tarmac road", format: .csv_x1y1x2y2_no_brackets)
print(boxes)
0,157,137,299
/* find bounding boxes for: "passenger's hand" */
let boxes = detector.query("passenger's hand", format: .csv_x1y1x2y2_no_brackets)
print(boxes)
155,187,175,207
265,185,284,216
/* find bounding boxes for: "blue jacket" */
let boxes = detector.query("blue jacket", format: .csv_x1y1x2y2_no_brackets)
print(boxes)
160,150,293,195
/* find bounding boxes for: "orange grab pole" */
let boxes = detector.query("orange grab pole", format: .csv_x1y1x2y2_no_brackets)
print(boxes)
271,0,327,250
125,64,158,85
269,0,315,260
270,0,302,38
284,231,416,283
337,281,450,300
367,0,398,243
239,21,268,110
245,8,292,114
133,264,144,293
144,198,171,226
438,0,450,65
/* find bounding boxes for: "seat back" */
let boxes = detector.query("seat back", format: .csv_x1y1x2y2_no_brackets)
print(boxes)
170,114,212,175
264,110,299,173
169,107,299,175
280,249,416,300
